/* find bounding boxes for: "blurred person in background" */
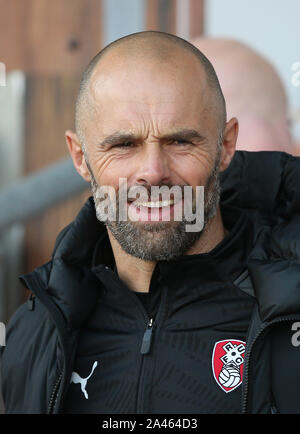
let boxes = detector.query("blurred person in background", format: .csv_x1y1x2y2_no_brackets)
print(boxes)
191,37,297,155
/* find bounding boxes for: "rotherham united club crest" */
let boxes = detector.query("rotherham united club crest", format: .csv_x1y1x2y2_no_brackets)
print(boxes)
212,339,246,393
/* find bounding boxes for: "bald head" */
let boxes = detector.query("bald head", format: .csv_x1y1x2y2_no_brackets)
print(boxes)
191,37,293,153
75,31,226,147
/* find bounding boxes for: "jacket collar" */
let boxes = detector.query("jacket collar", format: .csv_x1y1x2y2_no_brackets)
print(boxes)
20,197,106,331
220,151,300,322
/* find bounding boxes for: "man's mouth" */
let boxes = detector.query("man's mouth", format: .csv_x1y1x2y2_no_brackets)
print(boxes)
132,198,175,208
127,197,182,222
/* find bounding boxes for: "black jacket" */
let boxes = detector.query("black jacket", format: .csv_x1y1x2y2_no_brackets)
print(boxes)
2,151,300,414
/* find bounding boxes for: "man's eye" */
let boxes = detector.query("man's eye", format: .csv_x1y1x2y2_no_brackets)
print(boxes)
173,140,190,146
113,142,134,148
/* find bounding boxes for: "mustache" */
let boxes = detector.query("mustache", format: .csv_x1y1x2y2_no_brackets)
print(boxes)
122,183,187,202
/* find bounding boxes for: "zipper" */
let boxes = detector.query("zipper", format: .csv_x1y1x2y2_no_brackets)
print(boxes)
21,271,70,414
135,316,155,414
83,264,169,413
96,268,159,413
135,317,154,414
140,318,154,355
242,324,267,413
135,273,168,413
48,371,63,414
242,315,300,413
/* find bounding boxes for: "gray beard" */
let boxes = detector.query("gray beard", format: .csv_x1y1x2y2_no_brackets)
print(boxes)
88,155,221,261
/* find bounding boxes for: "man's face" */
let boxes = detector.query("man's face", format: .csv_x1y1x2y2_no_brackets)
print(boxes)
81,50,225,260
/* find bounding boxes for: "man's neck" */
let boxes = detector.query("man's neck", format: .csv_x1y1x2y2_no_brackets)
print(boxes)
107,207,226,293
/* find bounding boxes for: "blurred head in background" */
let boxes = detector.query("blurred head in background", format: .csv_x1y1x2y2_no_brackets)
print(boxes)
191,37,297,155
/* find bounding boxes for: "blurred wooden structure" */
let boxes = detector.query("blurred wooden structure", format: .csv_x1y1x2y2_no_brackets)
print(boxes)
0,0,102,274
147,0,204,37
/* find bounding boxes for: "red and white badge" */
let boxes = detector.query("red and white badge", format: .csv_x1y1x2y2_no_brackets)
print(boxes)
212,339,246,393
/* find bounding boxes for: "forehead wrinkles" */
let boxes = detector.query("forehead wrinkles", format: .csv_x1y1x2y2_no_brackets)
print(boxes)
83,52,217,138
88,93,213,140
90,64,209,111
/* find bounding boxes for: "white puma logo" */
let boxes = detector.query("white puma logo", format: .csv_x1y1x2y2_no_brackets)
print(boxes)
70,361,98,399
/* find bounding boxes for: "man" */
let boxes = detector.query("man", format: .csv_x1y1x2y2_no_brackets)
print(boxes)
191,37,297,155
1,31,300,414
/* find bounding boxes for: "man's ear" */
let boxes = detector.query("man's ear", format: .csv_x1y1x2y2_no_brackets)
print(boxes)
65,130,91,182
219,117,239,172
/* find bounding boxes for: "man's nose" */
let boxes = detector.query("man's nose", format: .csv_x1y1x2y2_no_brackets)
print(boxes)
134,144,171,186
